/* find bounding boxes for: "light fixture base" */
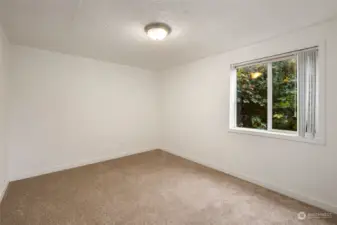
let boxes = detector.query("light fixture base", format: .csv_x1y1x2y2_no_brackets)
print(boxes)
144,22,171,41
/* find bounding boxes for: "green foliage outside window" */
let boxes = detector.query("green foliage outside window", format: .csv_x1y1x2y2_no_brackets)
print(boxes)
272,59,297,131
236,59,297,131
236,64,268,129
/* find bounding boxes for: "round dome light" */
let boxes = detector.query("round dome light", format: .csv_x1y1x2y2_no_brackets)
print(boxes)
144,22,171,41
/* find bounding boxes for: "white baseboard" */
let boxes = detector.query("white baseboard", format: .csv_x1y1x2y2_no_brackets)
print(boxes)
163,148,337,214
11,149,154,181
0,181,9,205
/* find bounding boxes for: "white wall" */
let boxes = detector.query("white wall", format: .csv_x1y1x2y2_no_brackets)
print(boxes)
8,45,160,181
161,19,337,213
0,24,9,202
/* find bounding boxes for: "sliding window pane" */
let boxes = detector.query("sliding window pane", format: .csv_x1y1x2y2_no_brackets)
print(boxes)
236,64,268,130
272,58,297,131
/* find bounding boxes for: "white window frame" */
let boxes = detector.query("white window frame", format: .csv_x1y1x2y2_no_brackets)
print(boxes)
229,46,325,145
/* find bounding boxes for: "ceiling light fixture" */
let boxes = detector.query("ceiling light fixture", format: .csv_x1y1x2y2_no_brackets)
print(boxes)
144,22,171,41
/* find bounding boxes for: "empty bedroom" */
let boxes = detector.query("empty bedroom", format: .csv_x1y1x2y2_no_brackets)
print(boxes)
0,0,337,224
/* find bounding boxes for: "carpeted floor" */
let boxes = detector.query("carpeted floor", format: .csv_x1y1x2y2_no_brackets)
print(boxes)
0,150,336,225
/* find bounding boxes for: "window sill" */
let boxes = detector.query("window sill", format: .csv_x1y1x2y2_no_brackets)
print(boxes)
228,127,325,145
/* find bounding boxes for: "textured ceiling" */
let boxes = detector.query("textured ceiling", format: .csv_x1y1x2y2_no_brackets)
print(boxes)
1,0,337,70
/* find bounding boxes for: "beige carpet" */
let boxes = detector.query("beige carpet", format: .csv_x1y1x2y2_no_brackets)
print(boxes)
1,150,336,225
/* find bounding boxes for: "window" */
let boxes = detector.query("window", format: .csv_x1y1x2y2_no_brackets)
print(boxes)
230,47,322,143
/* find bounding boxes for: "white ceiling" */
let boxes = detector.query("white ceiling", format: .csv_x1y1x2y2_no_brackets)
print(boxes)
1,0,337,70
